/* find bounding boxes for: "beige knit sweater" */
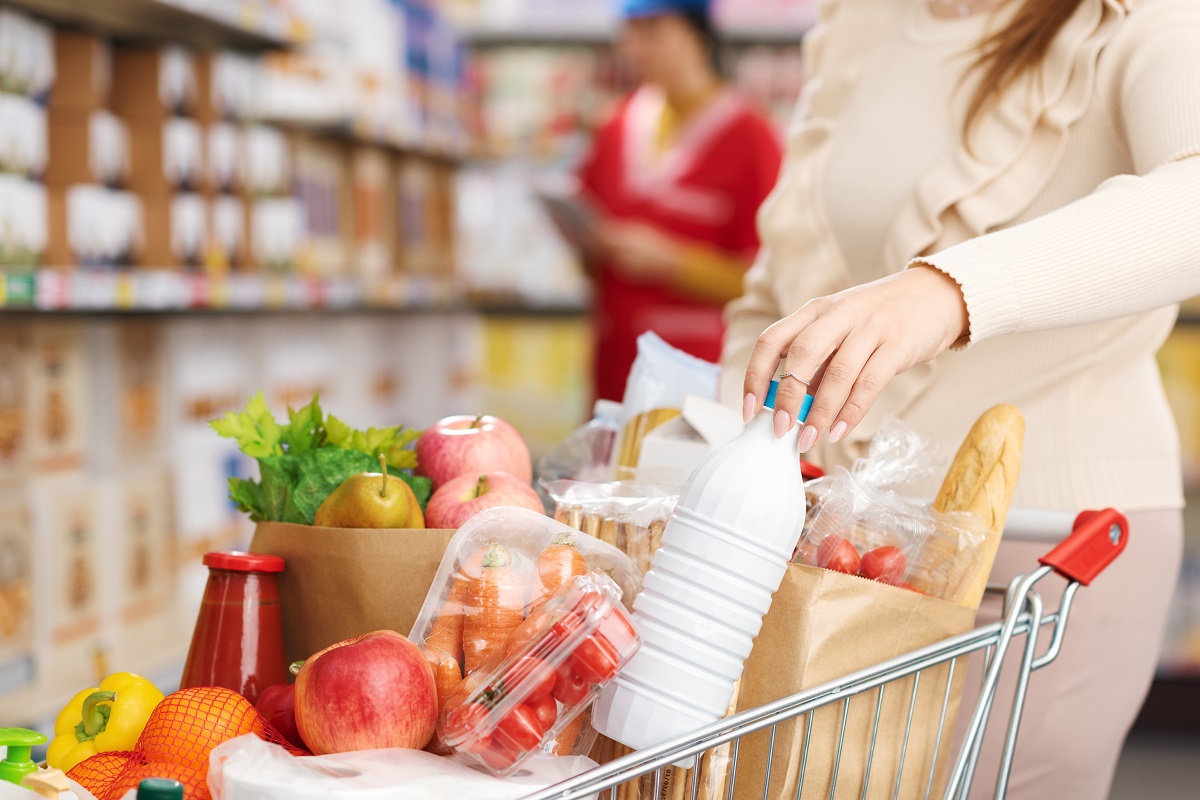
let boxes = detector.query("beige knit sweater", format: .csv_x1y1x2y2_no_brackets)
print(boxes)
720,0,1200,512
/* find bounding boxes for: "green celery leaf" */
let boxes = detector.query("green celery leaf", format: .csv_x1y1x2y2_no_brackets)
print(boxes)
401,473,433,510
210,392,284,459
290,448,378,524
258,456,306,524
324,415,353,449
227,477,267,521
283,395,325,454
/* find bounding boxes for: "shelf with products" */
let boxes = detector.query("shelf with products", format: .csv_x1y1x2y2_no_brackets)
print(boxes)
462,21,813,47
0,0,297,50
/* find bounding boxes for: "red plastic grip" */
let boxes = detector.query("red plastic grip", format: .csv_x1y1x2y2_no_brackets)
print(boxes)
1038,508,1128,585
800,461,826,482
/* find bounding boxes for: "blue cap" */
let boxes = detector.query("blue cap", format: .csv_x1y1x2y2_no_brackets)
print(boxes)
618,0,712,18
763,380,814,422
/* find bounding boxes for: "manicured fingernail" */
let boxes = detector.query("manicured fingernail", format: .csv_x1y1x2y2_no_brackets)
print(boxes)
829,420,848,443
773,409,790,438
742,393,756,423
798,424,818,453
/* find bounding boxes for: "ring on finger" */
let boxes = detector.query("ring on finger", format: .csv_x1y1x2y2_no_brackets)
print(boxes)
779,372,814,387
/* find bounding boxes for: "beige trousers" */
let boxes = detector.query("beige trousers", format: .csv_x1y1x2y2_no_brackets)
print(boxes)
961,510,1184,800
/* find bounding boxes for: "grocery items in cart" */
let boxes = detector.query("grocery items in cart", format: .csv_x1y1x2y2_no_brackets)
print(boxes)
537,399,622,486
593,379,812,761
438,573,640,775
546,480,678,576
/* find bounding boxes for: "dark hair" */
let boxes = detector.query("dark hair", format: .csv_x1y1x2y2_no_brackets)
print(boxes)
680,9,722,76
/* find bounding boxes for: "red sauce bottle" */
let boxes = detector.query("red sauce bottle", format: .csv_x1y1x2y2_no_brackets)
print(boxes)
180,551,287,705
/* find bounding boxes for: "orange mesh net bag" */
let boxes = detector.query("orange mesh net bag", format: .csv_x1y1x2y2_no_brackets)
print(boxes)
68,686,306,800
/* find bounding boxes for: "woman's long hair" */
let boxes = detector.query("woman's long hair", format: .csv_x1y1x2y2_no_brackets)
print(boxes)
964,0,1089,139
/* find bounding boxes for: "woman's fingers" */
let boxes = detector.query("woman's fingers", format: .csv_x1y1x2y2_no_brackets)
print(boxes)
742,303,822,421
796,335,880,451
828,347,903,439
771,315,849,437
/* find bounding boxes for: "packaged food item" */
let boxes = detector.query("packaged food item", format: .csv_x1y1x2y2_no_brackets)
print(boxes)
536,399,622,487
546,480,679,575
438,572,640,775
409,507,641,719
613,332,719,480
792,417,987,603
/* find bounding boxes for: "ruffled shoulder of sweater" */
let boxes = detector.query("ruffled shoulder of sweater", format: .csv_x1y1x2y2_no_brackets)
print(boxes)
881,0,1134,266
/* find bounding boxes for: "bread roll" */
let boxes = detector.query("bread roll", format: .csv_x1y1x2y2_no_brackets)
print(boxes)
932,404,1025,609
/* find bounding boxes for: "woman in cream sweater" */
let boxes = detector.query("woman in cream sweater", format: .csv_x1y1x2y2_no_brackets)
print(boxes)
721,0,1200,796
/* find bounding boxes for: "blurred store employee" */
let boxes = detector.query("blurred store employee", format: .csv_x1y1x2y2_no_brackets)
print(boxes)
576,0,782,401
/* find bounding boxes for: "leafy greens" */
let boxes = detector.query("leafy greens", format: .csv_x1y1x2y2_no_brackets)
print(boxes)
212,393,431,524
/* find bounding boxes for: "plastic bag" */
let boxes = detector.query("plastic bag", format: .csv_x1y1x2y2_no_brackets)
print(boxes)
794,418,987,603
438,573,640,775
545,480,680,575
613,332,719,480
208,734,599,800
537,400,623,488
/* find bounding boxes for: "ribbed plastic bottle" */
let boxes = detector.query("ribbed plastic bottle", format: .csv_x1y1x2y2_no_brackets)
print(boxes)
592,381,812,760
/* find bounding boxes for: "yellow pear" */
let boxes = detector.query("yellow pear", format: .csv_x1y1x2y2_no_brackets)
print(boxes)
314,454,425,529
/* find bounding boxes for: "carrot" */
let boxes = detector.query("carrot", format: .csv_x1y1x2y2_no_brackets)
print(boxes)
552,710,587,756
462,542,525,674
424,549,485,712
529,533,587,613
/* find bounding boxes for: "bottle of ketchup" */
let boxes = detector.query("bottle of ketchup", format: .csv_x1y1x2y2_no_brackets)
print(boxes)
181,551,288,705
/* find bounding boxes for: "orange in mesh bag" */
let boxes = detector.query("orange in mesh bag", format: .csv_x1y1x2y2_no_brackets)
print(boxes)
68,686,307,800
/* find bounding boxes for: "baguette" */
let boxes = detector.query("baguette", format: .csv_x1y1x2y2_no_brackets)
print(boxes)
932,404,1025,609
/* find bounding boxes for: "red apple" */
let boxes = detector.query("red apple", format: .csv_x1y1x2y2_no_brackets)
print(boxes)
425,472,545,529
416,415,532,489
294,630,437,755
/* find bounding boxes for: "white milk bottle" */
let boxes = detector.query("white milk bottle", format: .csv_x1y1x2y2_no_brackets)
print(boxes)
593,381,812,760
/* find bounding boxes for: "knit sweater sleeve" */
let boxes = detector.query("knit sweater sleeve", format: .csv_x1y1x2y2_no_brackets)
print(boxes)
913,2,1200,345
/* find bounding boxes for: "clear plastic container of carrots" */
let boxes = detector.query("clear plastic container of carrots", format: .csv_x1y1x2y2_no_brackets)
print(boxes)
436,572,641,775
408,506,642,753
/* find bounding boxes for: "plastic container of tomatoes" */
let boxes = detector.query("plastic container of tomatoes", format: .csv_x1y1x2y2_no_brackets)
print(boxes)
438,571,641,775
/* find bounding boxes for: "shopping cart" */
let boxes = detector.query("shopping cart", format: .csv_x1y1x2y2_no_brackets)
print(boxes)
518,507,1129,800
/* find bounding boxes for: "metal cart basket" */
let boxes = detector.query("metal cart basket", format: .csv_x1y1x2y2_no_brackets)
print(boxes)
518,507,1129,800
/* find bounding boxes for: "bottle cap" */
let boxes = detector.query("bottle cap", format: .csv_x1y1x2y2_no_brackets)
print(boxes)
137,778,185,800
763,380,814,422
203,551,284,573
0,727,46,785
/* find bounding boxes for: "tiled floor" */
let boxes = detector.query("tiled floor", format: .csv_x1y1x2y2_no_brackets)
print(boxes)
1109,731,1200,799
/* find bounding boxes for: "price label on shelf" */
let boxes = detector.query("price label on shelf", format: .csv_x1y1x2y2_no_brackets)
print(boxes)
186,274,211,308
137,272,184,309
35,270,70,309
228,275,264,309
3,273,34,307
75,271,117,309
209,277,232,309
263,275,288,309
114,272,137,309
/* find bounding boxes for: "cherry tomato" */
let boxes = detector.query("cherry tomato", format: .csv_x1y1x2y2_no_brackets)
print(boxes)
548,609,586,647
859,546,907,585
552,660,590,706
898,582,927,596
816,535,861,575
596,607,638,656
527,692,558,734
444,702,492,753
493,704,545,753
571,634,621,684
480,738,520,771
503,656,555,701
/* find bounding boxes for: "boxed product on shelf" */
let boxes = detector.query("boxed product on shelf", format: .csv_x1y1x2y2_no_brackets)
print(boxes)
396,155,456,275
0,93,47,179
207,122,242,194
194,50,263,124
0,490,34,695
0,8,55,101
49,29,110,111
0,325,29,489
110,43,197,121
86,321,166,468
140,191,206,268
126,116,205,195
291,132,352,276
350,146,397,280
207,193,248,272
241,123,292,197
248,196,304,271
46,184,141,268
0,174,46,267
26,323,89,473
45,108,129,188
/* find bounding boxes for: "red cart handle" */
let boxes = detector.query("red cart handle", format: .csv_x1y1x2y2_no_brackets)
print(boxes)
1038,508,1128,585
800,461,826,481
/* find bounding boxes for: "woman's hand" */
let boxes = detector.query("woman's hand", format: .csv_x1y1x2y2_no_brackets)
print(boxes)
598,222,683,284
743,265,970,452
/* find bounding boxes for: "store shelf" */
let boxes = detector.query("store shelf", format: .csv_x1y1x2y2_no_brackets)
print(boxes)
267,116,469,166
462,21,813,47
3,0,295,49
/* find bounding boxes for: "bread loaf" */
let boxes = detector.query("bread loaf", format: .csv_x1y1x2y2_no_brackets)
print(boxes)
933,404,1025,609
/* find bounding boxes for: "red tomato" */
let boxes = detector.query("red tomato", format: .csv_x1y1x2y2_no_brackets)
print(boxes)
493,704,545,753
571,634,621,684
547,610,586,649
444,702,492,753
898,582,927,596
816,535,861,575
480,739,520,770
503,656,555,701
255,683,305,751
596,607,638,656
860,546,907,585
552,660,590,706
527,693,558,733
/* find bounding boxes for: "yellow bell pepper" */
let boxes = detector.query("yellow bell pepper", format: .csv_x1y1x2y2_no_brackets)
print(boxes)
46,672,164,772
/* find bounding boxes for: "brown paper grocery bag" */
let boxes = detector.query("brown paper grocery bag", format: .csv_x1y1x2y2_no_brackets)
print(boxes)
734,564,976,800
249,523,455,664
